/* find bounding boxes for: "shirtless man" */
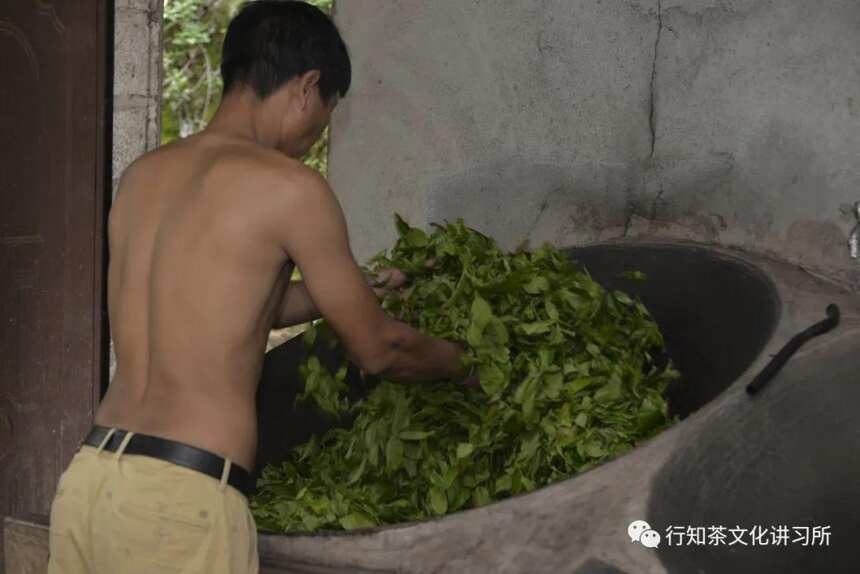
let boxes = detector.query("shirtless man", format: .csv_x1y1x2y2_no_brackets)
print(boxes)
48,3,473,573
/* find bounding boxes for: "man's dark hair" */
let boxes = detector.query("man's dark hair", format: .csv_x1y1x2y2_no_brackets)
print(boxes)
221,1,351,102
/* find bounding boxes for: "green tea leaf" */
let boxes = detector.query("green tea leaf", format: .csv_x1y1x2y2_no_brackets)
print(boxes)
524,276,550,294
302,324,317,348
472,486,491,507
339,511,376,530
520,321,553,335
253,216,679,533
399,430,434,441
478,362,507,396
456,443,475,459
621,270,648,281
385,436,404,472
429,487,448,515
406,227,429,247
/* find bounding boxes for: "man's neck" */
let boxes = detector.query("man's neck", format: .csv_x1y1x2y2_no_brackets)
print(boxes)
205,90,270,148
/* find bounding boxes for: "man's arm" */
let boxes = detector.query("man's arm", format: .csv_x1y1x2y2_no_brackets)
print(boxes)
267,167,470,384
273,269,406,329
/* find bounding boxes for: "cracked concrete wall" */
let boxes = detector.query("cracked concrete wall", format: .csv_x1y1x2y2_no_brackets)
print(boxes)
329,0,860,290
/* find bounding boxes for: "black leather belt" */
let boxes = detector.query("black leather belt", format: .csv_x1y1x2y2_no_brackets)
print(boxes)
82,426,255,498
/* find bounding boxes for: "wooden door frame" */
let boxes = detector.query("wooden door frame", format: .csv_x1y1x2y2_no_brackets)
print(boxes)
95,0,112,405
1,1,112,571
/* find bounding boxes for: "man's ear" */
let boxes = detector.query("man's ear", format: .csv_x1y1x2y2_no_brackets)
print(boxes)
299,70,322,109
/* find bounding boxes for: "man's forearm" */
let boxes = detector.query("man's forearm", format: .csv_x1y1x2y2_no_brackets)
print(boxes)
275,273,393,328
375,321,469,384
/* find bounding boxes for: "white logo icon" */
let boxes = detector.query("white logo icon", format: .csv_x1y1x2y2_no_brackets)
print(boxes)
628,520,661,548
628,520,651,542
640,529,662,548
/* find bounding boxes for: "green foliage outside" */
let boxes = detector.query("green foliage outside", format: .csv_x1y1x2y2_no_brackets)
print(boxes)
251,217,680,532
162,0,335,175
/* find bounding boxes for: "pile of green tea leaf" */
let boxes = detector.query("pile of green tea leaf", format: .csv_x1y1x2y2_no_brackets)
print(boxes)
251,217,679,532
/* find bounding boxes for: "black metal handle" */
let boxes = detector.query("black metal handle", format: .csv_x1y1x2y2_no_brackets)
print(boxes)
746,304,841,395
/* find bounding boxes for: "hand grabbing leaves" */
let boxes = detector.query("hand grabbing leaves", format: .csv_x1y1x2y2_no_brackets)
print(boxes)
251,216,679,533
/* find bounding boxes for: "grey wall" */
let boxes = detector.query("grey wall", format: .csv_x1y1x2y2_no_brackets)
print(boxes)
329,0,860,290
114,0,162,196
110,0,163,380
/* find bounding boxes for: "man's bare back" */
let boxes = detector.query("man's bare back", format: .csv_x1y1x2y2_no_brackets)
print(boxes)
95,133,304,469
95,8,472,475
96,131,472,472
52,6,475,573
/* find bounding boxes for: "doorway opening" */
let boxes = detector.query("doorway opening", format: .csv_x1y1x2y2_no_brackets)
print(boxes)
160,0,336,349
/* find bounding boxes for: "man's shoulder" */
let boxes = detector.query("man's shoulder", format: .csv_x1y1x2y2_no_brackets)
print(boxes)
122,135,322,185
204,144,337,237
210,142,328,196
116,136,333,220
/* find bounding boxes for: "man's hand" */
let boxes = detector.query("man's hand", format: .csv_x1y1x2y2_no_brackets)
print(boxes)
368,267,408,298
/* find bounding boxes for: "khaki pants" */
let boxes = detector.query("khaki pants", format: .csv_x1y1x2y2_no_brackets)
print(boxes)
48,435,259,574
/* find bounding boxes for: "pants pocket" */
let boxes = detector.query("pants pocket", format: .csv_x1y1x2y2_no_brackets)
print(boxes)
96,497,214,570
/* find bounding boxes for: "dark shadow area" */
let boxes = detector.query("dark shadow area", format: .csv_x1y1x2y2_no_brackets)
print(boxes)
563,243,780,418
648,334,860,573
